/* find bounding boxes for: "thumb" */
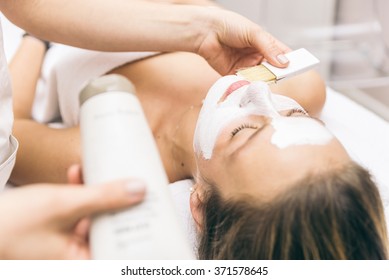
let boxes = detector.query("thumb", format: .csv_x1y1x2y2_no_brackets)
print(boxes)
60,179,146,224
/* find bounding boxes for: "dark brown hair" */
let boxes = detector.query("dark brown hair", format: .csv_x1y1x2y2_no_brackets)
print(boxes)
197,162,388,259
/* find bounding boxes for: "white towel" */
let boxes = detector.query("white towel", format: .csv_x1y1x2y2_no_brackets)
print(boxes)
33,44,157,126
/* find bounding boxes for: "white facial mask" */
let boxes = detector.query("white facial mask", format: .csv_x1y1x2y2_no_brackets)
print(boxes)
193,75,308,159
271,117,333,149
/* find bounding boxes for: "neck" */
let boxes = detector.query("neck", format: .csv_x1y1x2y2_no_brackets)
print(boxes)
166,104,201,181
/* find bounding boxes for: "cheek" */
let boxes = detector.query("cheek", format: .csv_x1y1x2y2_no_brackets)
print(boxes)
195,156,216,176
194,155,226,185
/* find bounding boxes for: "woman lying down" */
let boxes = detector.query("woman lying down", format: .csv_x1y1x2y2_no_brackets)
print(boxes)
10,35,388,259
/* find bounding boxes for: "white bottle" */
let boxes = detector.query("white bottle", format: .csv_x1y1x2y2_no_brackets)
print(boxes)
79,74,194,259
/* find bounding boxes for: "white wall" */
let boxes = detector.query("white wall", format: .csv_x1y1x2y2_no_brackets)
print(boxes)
215,0,264,25
216,0,336,43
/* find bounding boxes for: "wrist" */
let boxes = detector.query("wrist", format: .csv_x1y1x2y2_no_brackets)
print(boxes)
190,6,221,54
152,4,213,53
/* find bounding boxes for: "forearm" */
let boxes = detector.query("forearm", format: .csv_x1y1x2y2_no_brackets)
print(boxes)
0,0,214,53
10,120,81,185
9,36,47,119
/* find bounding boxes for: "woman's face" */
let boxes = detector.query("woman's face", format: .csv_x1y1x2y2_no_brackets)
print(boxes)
193,75,350,200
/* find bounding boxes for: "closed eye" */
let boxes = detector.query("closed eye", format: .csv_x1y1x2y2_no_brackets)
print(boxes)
231,123,258,137
287,108,325,125
286,108,308,116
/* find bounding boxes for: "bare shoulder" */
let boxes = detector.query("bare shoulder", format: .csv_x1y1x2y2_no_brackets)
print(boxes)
109,52,220,105
269,70,326,117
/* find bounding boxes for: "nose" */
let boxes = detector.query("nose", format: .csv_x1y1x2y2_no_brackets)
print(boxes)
239,84,280,118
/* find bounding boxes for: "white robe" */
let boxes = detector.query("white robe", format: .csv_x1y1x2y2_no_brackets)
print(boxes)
0,19,18,190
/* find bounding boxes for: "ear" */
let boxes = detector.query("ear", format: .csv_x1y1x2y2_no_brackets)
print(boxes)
189,182,206,233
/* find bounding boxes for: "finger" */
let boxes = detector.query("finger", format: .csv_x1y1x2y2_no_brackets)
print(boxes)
58,179,146,225
69,218,91,259
74,218,90,239
66,237,90,260
254,30,291,68
67,164,84,185
56,219,91,260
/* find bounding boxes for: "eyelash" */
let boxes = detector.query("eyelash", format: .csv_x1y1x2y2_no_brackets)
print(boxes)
231,123,258,137
286,108,308,116
230,108,308,137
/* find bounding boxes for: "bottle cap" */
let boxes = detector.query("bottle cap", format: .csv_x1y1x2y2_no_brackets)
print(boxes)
79,74,136,106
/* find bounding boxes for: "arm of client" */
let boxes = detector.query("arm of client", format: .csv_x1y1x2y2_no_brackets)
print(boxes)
9,36,81,185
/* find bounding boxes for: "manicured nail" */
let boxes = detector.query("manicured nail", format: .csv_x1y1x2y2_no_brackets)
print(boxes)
276,54,289,64
125,180,146,195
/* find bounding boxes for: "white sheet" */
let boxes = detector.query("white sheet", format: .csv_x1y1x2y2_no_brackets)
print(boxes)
1,14,388,248
321,88,389,226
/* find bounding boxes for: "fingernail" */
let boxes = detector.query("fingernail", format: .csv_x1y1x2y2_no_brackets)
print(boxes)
125,180,146,195
276,54,289,64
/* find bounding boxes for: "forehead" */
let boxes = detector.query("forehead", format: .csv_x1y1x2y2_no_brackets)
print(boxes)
223,116,331,158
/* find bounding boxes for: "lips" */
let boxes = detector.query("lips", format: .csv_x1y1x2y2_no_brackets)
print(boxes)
218,80,250,104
